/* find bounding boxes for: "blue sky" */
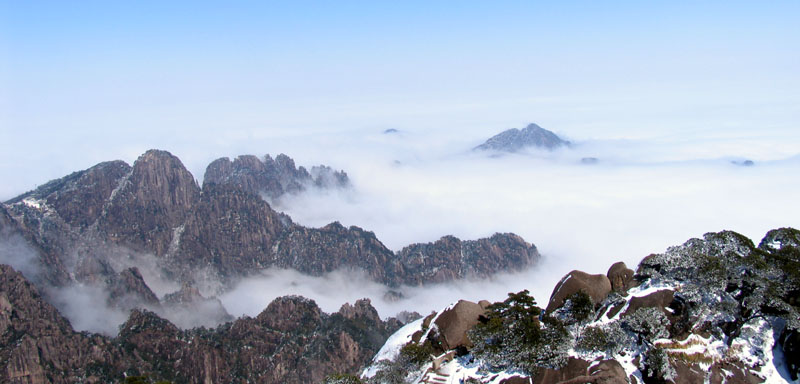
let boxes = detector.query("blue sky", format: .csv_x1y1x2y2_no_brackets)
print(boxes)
1,1,799,198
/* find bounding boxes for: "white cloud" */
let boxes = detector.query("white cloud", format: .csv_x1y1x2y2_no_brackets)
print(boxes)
255,128,800,319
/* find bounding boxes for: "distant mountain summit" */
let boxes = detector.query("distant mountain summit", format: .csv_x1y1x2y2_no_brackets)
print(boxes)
474,123,570,152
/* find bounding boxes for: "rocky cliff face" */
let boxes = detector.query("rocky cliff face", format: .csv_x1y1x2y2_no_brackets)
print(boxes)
6,160,132,230
1,191,72,287
203,153,349,201
272,222,398,283
0,264,122,383
395,233,539,286
174,183,289,283
100,150,201,256
474,123,570,153
0,264,400,383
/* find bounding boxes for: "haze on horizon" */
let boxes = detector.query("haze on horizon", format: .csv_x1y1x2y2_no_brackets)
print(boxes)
2,1,798,198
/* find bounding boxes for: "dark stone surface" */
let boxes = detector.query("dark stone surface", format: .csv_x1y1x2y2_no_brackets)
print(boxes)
781,328,800,381
533,357,591,384
546,270,612,313
431,300,486,350
607,261,635,293
99,150,201,256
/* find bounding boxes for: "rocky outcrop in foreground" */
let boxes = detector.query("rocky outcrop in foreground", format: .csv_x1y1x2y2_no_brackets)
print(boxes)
0,264,400,383
364,228,800,384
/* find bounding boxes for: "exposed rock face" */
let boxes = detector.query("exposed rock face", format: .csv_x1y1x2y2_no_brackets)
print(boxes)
0,264,398,383
607,262,636,293
500,376,532,384
6,160,132,229
584,360,628,384
109,267,160,308
781,328,800,380
535,359,628,384
474,123,570,153
0,264,120,384
160,283,234,329
0,205,13,230
204,155,283,199
271,222,398,284
100,150,201,256
2,175,95,287
534,357,591,384
620,290,675,318
120,295,398,384
603,289,680,323
395,233,540,286
546,270,612,313
431,300,486,351
175,183,288,282
203,153,349,201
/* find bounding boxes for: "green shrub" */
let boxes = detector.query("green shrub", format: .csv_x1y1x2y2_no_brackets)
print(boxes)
564,291,594,324
366,342,434,384
468,290,569,375
576,325,608,352
575,323,627,355
642,347,676,383
399,342,434,365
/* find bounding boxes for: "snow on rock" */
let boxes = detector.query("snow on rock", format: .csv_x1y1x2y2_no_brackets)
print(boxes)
737,318,796,383
362,317,425,378
769,240,784,250
414,354,529,384
21,197,44,209
365,229,800,383
595,280,674,324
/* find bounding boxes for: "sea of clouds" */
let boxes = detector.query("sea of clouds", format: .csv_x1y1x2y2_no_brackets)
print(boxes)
213,124,800,322
2,118,800,335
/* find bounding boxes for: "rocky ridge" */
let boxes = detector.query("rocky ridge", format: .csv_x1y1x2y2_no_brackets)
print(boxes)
0,263,401,383
203,153,350,201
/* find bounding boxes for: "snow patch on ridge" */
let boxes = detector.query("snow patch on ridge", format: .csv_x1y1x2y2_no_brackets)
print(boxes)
362,317,425,378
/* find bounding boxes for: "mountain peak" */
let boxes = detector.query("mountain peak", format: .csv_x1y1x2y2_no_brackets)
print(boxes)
474,123,570,153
